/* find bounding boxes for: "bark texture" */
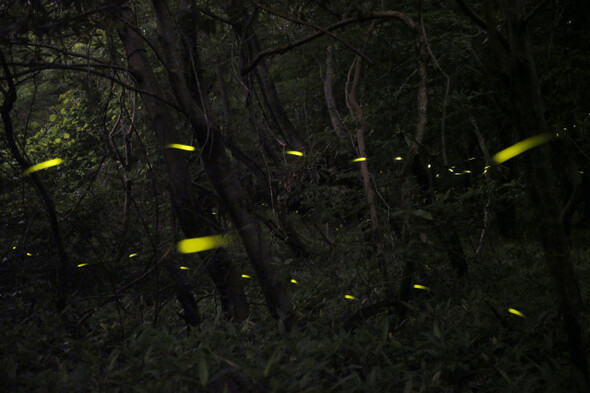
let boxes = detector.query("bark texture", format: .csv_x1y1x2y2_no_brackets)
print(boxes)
117,1,249,323
150,0,293,322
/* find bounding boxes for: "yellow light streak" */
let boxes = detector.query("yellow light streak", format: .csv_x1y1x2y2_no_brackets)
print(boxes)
166,143,195,151
344,295,357,300
129,253,137,258
413,284,430,291
290,279,299,284
77,263,89,268
508,308,526,318
177,235,225,254
25,158,63,174
286,150,303,156
180,266,189,270
352,157,366,162
241,274,252,279
492,133,553,164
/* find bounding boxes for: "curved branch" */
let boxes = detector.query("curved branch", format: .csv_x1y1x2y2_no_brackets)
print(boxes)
242,10,418,75
455,0,488,30
525,0,551,24
1,62,183,112
252,1,373,65
0,49,71,312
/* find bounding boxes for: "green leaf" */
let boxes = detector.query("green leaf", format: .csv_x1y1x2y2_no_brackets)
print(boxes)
433,322,441,339
197,354,208,386
63,133,70,139
412,209,433,220
264,348,283,377
49,114,57,122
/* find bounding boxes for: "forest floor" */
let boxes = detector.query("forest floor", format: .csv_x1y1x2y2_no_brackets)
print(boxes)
1,228,589,392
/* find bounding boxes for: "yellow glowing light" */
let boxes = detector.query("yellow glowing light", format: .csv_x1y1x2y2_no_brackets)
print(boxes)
352,157,366,162
12,246,16,250
492,133,553,164
468,157,476,161
508,308,526,318
129,253,137,258
286,150,303,156
344,295,357,300
180,266,190,270
166,143,195,151
25,158,63,174
241,274,252,279
77,263,89,267
177,235,225,254
427,164,431,168
579,171,584,174
290,279,299,284
413,284,430,291
448,167,455,172
394,157,403,161
26,252,32,256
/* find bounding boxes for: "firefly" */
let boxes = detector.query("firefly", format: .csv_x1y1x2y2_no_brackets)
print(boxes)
177,235,226,254
25,158,63,174
286,150,303,156
492,133,553,164
352,157,366,162
508,308,526,318
166,144,195,151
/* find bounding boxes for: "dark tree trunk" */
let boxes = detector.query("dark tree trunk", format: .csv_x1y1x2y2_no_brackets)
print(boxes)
222,1,306,152
117,2,250,323
458,0,588,381
150,0,293,323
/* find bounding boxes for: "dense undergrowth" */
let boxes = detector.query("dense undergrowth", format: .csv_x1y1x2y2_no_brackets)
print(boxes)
2,228,589,393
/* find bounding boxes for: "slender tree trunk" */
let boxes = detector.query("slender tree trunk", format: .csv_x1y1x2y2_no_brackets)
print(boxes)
324,45,345,141
221,1,311,260
117,2,249,323
150,0,293,322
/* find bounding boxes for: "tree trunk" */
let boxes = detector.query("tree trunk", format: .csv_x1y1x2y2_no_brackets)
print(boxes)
458,0,588,380
150,0,293,323
324,45,345,141
117,2,250,323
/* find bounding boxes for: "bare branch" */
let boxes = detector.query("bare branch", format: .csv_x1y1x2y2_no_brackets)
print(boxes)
525,0,551,24
242,10,418,75
252,1,373,65
455,0,488,30
1,62,182,112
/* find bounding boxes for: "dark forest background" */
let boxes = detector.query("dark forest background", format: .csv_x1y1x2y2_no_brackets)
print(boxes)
1,1,590,392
